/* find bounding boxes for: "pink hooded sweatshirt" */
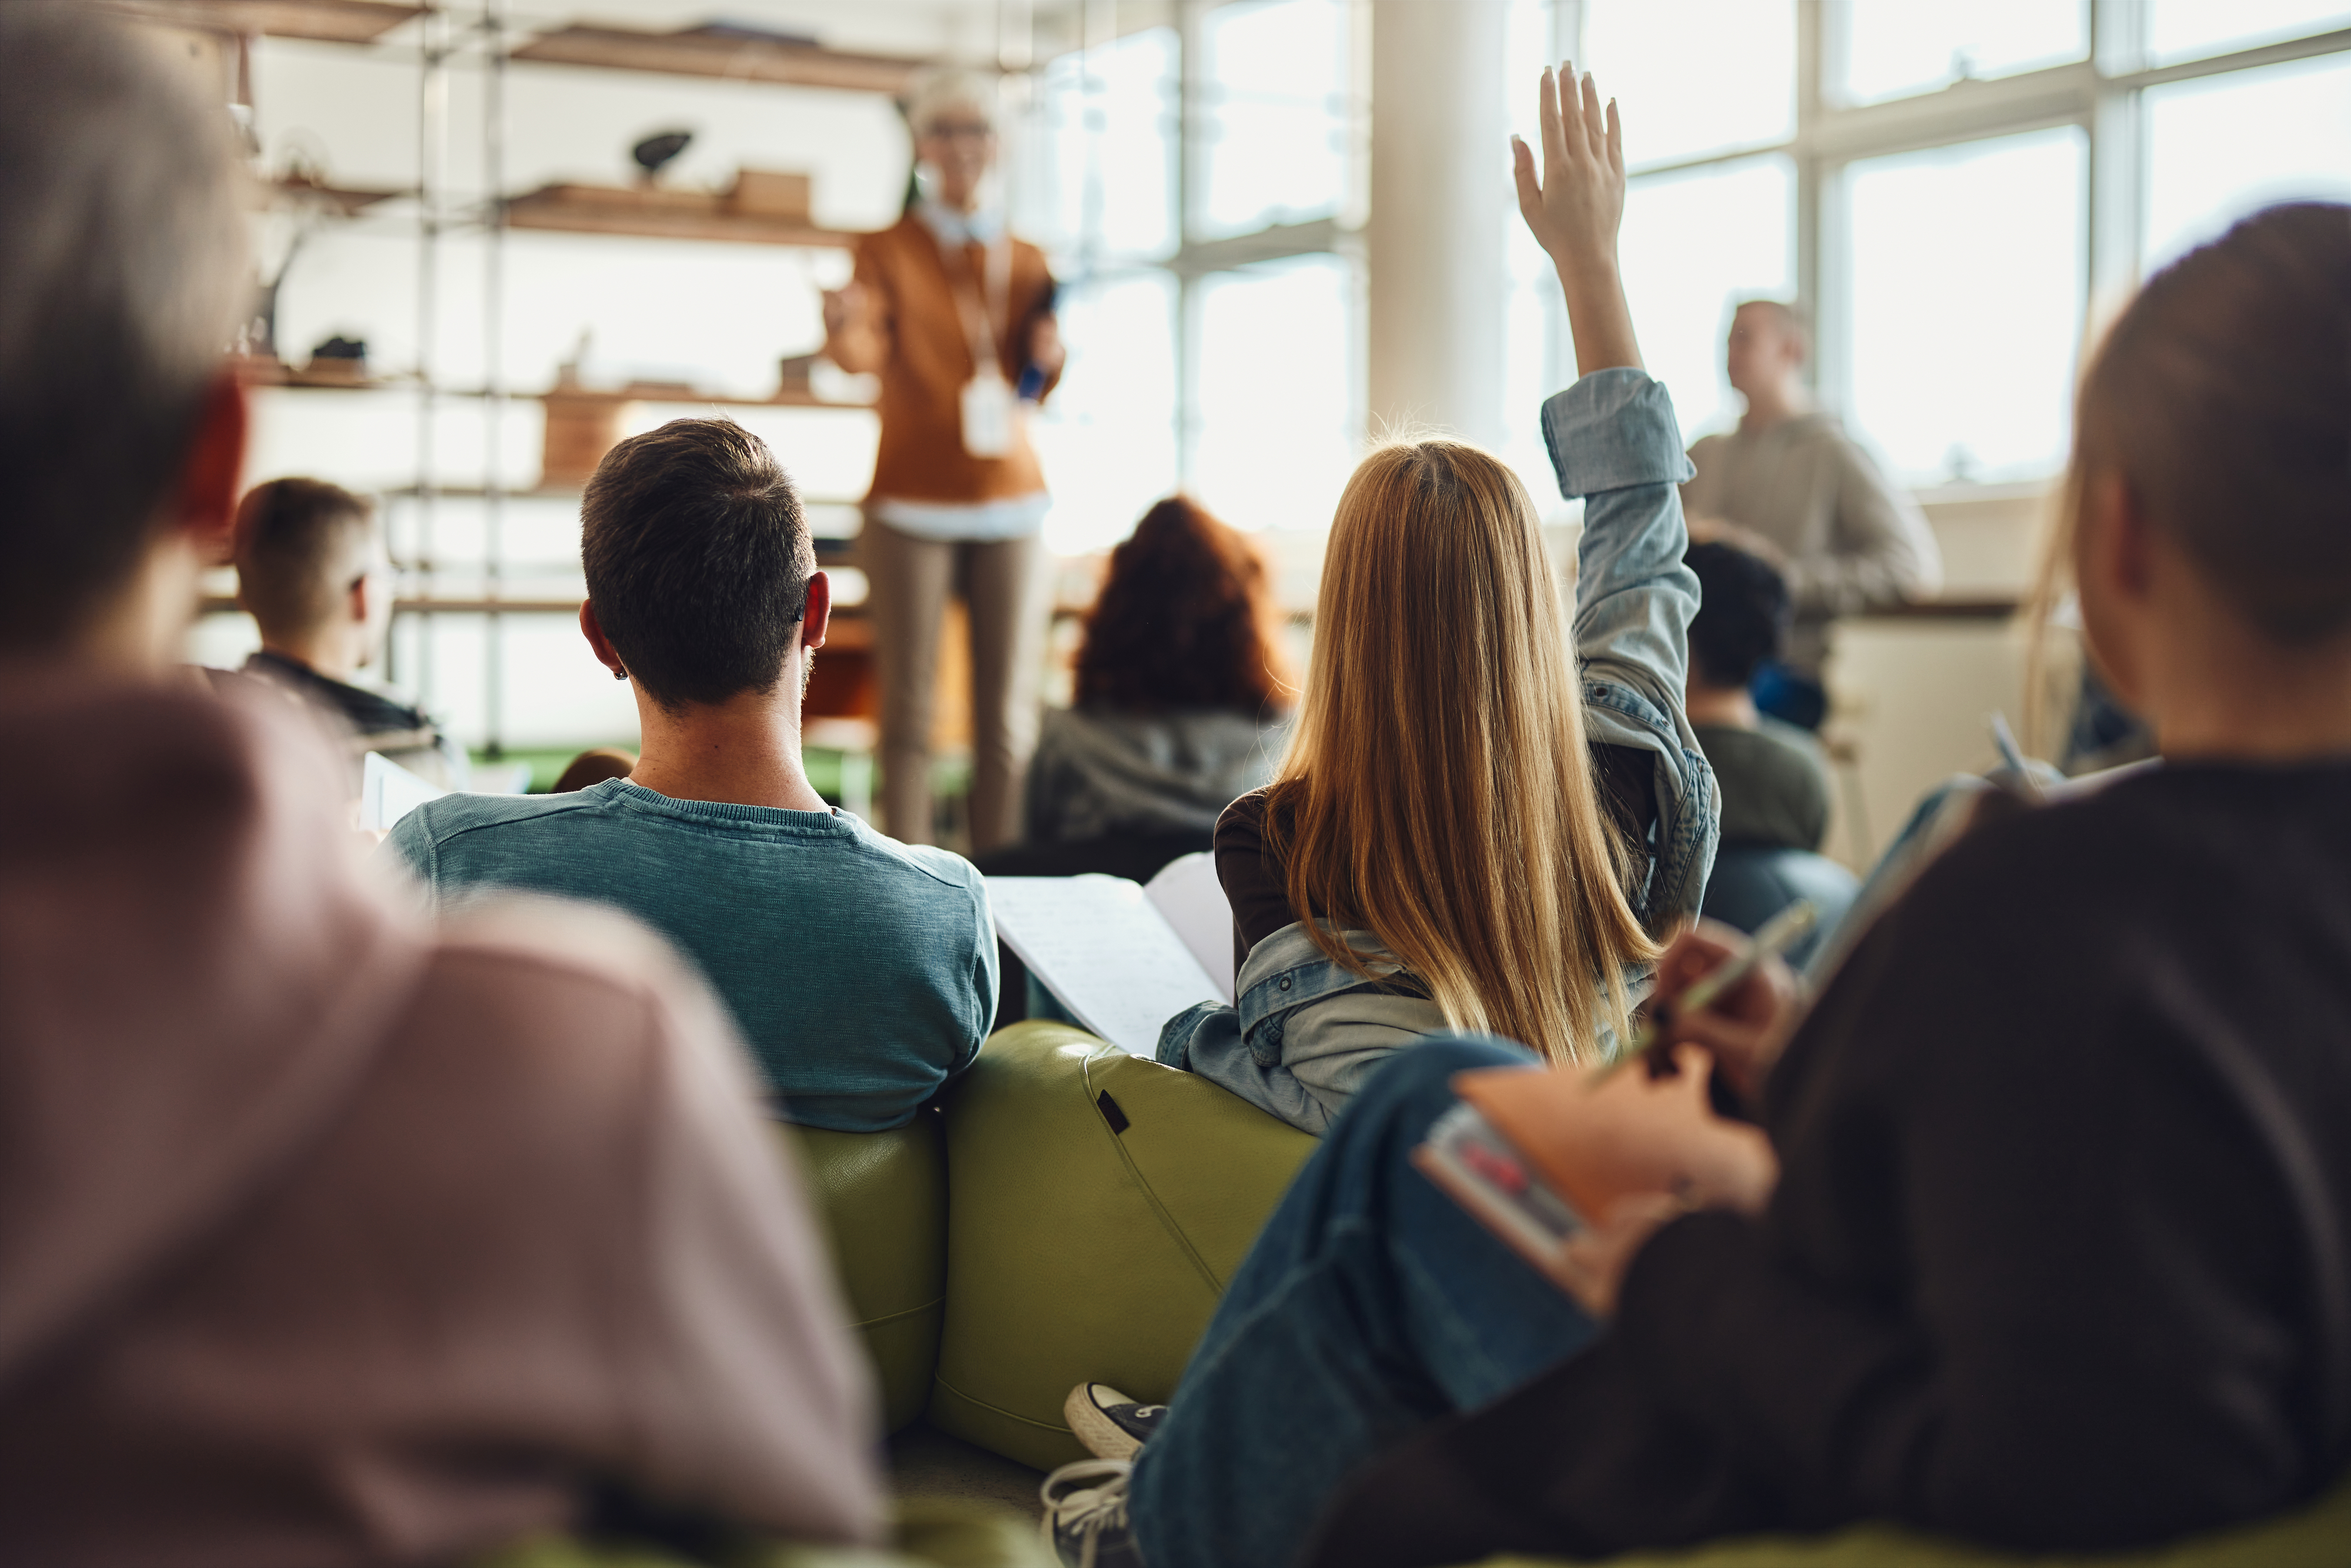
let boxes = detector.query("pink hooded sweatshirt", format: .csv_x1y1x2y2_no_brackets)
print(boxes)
0,668,885,1564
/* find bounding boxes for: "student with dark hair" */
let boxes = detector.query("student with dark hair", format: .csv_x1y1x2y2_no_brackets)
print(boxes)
1683,539,1830,855
0,8,880,1557
388,417,997,1131
989,495,1293,883
219,475,467,786
1044,86,2351,1568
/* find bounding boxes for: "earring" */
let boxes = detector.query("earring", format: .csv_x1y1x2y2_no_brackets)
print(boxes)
613,667,628,682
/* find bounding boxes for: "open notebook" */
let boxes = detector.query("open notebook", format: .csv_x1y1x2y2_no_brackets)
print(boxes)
986,853,1235,1057
361,751,448,833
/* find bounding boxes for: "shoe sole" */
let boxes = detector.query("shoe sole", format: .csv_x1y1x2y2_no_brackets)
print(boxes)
1063,1385,1143,1460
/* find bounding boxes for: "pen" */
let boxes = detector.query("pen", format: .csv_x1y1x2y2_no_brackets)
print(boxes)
1589,899,1818,1084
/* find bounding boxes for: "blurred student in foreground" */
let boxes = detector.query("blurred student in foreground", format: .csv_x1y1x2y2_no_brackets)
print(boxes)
987,495,1294,883
0,8,881,1559
217,475,468,787
1047,76,2351,1568
387,418,997,1133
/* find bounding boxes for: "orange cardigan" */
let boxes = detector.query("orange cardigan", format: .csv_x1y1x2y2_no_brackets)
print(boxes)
843,213,1060,505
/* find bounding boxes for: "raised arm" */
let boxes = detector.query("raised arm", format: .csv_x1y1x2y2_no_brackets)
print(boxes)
1512,64,1639,377
1519,67,1717,930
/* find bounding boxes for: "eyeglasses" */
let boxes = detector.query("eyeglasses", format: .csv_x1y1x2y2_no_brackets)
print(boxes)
924,120,995,143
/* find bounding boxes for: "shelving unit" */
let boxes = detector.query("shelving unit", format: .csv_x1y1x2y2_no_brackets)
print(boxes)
503,183,857,248
126,0,925,759
106,0,424,45
509,24,924,94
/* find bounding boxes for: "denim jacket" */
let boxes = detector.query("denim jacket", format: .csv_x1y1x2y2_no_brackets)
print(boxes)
1163,369,1720,1134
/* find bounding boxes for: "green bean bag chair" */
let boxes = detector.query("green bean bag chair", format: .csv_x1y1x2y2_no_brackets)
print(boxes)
929,1021,1318,1471
478,1499,1052,1568
781,1115,949,1435
1468,1467,2351,1567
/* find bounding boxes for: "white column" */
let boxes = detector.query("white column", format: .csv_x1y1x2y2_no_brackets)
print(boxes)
1366,0,1510,448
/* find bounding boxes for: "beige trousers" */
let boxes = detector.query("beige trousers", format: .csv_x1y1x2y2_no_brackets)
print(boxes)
859,517,1050,852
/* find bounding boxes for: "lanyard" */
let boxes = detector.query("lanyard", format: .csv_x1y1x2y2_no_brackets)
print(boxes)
939,229,1012,384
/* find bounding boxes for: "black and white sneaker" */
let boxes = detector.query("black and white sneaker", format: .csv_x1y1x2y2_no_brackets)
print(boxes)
1041,1458,1141,1568
1064,1382,1167,1460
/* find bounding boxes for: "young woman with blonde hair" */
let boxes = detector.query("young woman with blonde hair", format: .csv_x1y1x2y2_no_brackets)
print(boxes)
1051,98,2351,1568
1156,109,1717,1134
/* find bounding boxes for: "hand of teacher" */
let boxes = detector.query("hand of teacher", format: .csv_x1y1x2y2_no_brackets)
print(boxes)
819,282,868,337
1028,314,1065,378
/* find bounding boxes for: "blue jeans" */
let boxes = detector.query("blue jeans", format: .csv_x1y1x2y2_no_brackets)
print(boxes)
1127,1038,1601,1568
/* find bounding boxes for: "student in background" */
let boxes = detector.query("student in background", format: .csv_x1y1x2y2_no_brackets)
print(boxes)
1680,299,1941,729
0,9,881,1557
1151,79,1719,1138
989,496,1292,883
220,476,467,786
1683,539,1830,854
388,418,996,1133
1059,176,2351,1568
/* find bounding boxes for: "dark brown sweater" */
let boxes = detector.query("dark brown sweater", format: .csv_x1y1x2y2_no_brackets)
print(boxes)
1314,759,2351,1563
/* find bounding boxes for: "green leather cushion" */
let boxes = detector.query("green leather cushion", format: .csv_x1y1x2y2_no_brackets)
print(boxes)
781,1115,948,1435
477,1500,1053,1568
929,1021,1318,1471
1465,1467,2351,1568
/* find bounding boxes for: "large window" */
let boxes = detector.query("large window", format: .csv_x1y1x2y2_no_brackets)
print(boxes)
1843,129,2085,484
1024,0,2349,561
1019,0,1365,552
1831,1,2089,106
2142,50,2351,266
1579,0,2351,498
1619,157,1795,443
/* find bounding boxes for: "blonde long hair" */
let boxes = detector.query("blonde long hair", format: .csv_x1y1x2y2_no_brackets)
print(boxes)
1267,439,1658,1065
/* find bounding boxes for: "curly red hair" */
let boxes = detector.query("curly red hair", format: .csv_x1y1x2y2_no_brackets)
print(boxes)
1074,496,1294,715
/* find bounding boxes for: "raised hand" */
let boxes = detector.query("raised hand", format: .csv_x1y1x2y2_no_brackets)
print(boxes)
1511,62,1624,269
1511,63,1643,376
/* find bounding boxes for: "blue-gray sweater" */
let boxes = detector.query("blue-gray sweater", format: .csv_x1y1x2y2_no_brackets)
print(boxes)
386,780,996,1131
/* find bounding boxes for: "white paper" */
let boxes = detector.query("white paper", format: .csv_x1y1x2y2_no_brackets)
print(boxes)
986,874,1225,1056
361,751,448,833
1144,852,1237,1004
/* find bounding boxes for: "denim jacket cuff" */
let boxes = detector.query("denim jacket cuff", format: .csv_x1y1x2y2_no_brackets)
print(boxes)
1542,367,1697,499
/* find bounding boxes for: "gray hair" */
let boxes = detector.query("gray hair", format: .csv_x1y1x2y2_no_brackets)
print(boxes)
0,5,249,651
906,68,998,138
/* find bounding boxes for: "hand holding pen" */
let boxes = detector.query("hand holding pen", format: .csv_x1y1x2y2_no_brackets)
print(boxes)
1599,906,1813,1110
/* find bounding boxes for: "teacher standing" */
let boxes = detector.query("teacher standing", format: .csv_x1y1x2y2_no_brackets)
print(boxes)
822,70,1064,851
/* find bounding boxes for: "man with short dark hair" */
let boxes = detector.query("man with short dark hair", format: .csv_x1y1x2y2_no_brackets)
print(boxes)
389,417,997,1133
0,8,883,1557
1681,298,1942,728
1683,539,1831,855
221,476,467,785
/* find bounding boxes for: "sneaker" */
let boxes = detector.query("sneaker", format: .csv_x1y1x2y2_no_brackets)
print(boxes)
1063,1382,1167,1460
1040,1457,1141,1568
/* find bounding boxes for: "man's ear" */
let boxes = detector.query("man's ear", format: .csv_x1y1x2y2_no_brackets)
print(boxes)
802,570,832,652
176,373,248,565
579,599,626,677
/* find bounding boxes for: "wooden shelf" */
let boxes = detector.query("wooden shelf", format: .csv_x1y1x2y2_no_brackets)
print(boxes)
503,184,855,249
510,25,926,95
104,0,422,44
230,365,875,410
539,383,873,410
259,177,408,216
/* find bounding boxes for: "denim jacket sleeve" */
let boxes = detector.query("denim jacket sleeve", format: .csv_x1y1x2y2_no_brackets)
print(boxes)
1541,367,1721,932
